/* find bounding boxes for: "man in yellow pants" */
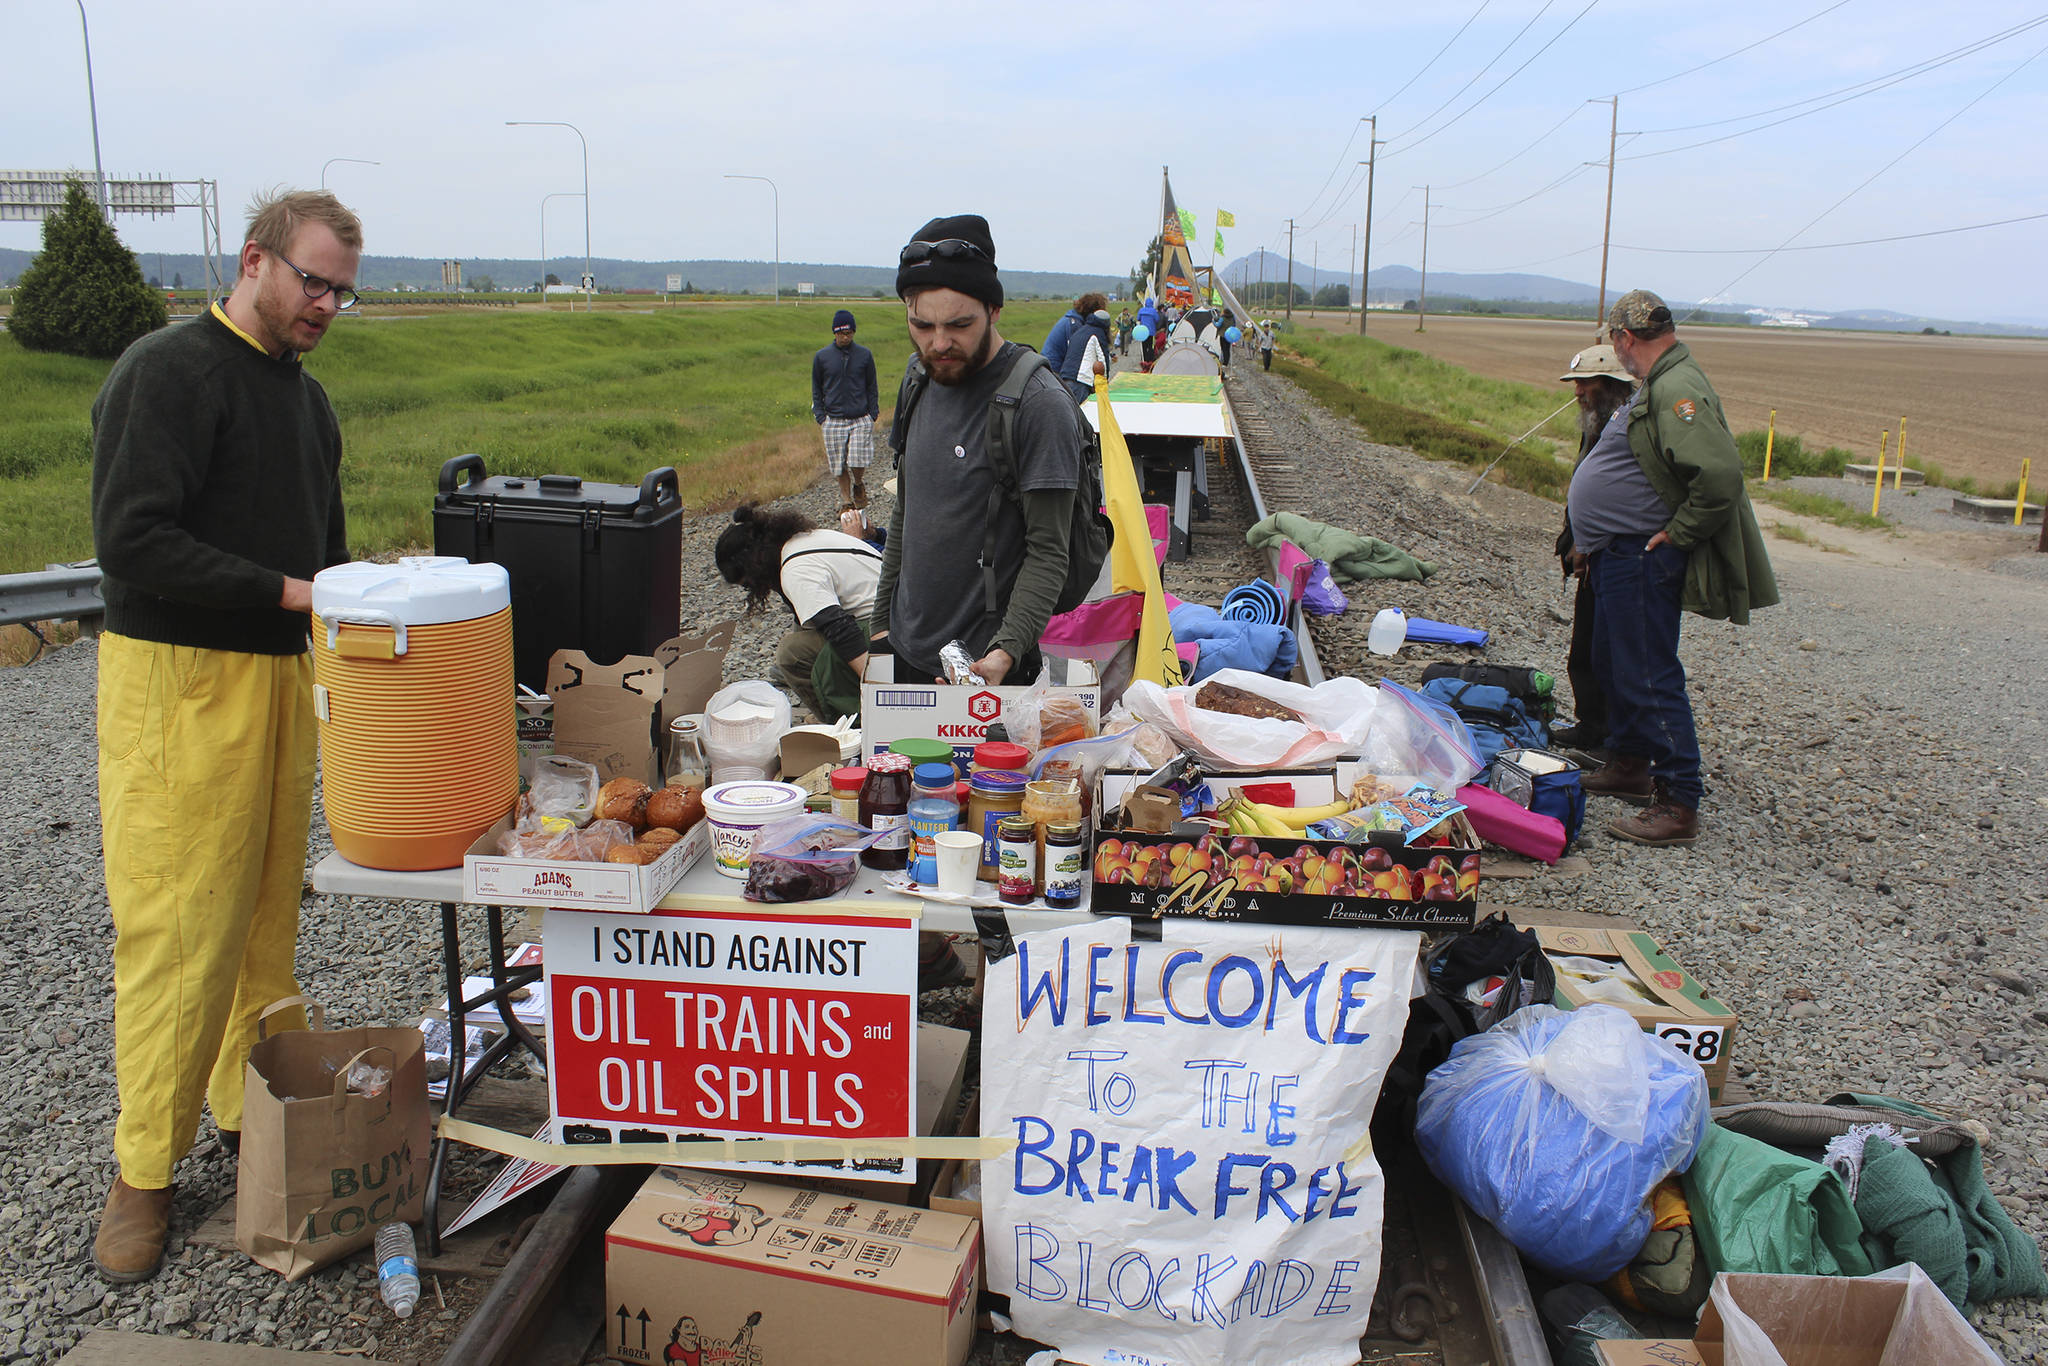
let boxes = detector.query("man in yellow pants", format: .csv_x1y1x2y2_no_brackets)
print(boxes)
90,189,363,1282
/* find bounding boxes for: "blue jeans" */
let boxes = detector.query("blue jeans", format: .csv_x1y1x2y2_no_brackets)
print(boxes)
1589,536,1703,808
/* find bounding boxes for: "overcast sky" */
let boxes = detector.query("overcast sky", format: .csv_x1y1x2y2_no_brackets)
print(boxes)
9,0,2046,322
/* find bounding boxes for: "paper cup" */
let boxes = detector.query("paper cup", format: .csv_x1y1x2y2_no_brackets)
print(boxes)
934,830,984,896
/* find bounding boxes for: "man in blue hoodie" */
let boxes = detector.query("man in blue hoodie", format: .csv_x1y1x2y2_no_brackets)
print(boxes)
812,309,879,509
1040,291,1105,370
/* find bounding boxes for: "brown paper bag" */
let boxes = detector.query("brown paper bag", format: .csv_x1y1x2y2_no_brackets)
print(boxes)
235,995,432,1280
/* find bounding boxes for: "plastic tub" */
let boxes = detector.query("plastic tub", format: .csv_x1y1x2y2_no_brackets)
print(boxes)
702,780,809,879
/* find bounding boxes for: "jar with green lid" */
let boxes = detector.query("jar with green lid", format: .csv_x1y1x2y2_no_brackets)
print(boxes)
887,737,957,774
967,769,1029,881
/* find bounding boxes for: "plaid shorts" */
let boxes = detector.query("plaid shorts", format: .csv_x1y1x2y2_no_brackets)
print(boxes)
821,415,875,475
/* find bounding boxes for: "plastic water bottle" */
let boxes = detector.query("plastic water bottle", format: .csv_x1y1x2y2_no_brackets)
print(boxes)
1367,607,1408,657
375,1222,420,1318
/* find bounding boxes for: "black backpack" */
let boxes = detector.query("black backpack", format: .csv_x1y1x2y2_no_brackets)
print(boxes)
888,348,1112,619
1420,662,1556,720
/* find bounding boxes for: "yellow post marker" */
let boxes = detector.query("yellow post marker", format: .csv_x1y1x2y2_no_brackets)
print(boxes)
1762,410,1777,481
1894,416,1907,490
1871,432,1888,517
2017,458,2033,527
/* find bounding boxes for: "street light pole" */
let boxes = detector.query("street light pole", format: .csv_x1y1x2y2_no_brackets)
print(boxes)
320,157,380,191
1593,95,1619,335
508,121,592,310
73,1,106,215
723,175,780,303
540,192,582,308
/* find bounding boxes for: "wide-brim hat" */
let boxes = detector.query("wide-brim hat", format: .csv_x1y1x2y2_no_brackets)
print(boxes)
1559,344,1632,382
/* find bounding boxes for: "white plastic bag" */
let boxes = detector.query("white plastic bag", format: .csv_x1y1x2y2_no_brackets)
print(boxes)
1361,680,1482,792
1121,668,1375,768
702,680,792,773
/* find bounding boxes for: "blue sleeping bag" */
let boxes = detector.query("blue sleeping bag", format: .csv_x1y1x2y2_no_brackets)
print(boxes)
1416,1004,1708,1282
1168,603,1297,681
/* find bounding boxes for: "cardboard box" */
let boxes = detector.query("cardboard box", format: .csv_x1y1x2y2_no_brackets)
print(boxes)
656,621,738,735
1091,767,1481,931
605,1169,980,1366
463,814,707,913
755,1023,970,1205
547,623,736,790
860,656,1100,768
1595,1267,2000,1366
1520,922,1739,1100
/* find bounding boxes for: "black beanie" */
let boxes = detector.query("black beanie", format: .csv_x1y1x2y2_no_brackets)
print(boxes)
831,308,856,332
895,214,1003,308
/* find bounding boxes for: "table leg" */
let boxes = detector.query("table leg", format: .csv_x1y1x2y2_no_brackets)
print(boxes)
486,906,547,1062
425,900,463,1256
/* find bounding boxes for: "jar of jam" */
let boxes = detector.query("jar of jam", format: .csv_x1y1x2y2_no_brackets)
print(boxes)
997,816,1039,905
1043,821,1087,909
829,766,867,823
859,753,912,870
967,769,1029,882
1021,777,1084,874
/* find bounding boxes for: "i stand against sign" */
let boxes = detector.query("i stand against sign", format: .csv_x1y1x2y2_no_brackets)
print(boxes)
980,919,1417,1366
543,904,920,1180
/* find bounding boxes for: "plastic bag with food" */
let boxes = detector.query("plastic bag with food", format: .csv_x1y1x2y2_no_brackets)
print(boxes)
1361,681,1483,793
497,818,636,863
523,754,599,826
743,815,885,903
1122,668,1375,769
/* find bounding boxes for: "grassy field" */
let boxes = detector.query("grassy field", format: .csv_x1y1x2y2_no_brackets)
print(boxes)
0,298,1066,574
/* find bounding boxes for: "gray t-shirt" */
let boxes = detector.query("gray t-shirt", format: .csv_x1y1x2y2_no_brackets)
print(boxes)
1567,400,1670,555
891,343,1082,676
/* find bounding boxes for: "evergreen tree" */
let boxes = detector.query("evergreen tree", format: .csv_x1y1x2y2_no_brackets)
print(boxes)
10,180,167,358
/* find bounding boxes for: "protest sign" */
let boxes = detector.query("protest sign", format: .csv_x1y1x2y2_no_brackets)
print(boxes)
981,919,1417,1366
543,906,919,1178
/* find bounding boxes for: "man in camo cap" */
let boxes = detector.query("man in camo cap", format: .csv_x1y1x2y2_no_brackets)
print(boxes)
1571,289,1778,846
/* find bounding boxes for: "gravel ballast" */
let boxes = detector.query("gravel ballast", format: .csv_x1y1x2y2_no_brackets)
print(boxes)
3,365,2046,1362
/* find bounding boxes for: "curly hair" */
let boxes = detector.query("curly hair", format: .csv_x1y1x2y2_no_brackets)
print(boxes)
713,502,817,608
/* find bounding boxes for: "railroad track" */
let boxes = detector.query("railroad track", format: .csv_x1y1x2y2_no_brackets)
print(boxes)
437,377,1548,1366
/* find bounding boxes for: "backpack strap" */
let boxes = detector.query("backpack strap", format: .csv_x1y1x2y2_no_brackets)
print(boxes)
979,350,1053,643
886,357,930,461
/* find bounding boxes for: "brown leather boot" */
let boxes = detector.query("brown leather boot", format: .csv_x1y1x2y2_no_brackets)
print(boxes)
852,481,868,510
93,1177,173,1283
1581,753,1653,805
1607,799,1700,846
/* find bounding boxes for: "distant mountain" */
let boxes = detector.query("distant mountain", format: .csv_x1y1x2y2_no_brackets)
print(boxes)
0,248,1120,301
1817,308,2048,337
1221,253,1600,305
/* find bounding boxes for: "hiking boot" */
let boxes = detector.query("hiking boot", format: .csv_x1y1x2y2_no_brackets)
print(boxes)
917,934,967,993
852,481,868,510
1581,753,1653,805
93,1178,173,1284
1549,723,1606,749
1608,800,1700,847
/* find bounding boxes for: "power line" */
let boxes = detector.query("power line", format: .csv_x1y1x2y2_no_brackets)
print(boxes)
1437,162,1600,227
1375,1,1492,115
1619,211,2048,255
1675,35,2048,322
1293,120,1369,227
1383,1,1600,162
1438,103,1594,190
1625,14,2048,161
1611,0,1854,97
1385,1,1557,147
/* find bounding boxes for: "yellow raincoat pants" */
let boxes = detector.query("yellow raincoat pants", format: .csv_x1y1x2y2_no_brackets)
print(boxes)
97,632,315,1189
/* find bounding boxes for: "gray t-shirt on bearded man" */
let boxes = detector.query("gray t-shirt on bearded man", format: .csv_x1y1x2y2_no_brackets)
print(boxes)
890,343,1081,678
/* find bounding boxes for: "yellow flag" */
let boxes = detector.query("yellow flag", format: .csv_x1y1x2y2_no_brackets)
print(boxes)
1215,209,1236,228
1092,375,1183,687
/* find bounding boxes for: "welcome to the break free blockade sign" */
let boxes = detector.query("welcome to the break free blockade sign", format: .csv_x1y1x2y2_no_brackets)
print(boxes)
542,904,919,1178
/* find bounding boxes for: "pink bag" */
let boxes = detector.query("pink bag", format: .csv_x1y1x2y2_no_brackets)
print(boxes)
1458,783,1567,864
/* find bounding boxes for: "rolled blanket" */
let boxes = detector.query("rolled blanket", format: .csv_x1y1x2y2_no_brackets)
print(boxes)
1219,579,1286,626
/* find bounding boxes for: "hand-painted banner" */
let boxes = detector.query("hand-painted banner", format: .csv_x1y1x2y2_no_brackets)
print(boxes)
981,919,1418,1366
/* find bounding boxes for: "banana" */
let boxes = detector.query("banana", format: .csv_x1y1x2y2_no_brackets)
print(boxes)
1250,805,1294,839
1247,798,1355,831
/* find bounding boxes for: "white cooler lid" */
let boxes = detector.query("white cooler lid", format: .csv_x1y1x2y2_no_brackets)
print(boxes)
312,556,511,626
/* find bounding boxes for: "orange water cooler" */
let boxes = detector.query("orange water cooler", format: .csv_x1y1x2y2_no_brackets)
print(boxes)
311,556,518,870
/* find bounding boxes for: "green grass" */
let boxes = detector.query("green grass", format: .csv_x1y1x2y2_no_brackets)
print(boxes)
0,299,1067,573
1734,430,1853,480
1274,332,1577,500
1748,481,1891,532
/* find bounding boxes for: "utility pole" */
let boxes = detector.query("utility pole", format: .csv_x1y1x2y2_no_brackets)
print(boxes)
1311,242,1319,316
1284,219,1295,325
1414,185,1440,334
1594,95,1619,334
1349,224,1357,322
1357,117,1383,335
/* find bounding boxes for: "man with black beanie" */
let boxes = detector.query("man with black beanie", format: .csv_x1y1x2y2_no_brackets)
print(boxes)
812,308,878,510
869,214,1085,687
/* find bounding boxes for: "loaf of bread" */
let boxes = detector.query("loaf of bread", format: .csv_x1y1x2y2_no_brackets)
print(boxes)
1193,681,1303,723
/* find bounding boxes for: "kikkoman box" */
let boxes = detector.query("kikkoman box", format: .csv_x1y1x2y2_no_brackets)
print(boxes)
605,1168,980,1366
860,657,1099,769
1518,921,1739,1100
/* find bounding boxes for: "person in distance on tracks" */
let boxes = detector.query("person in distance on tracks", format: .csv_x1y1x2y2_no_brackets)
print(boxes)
88,189,363,1282
1039,291,1103,371
1057,306,1114,403
870,213,1085,688
812,308,880,512
1553,341,1636,756
1573,290,1778,846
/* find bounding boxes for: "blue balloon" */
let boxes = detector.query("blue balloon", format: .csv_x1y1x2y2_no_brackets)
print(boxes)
1224,327,1243,343
1131,323,1151,341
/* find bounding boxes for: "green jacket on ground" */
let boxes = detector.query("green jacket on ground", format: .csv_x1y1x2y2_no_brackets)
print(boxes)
1624,340,1780,625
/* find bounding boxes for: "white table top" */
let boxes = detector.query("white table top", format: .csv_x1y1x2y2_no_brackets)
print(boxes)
311,849,1098,936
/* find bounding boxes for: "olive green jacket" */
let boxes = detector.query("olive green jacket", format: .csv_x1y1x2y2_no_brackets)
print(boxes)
1625,341,1780,625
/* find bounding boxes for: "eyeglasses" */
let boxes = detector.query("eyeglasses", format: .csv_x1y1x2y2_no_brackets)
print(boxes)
274,251,361,310
898,238,990,266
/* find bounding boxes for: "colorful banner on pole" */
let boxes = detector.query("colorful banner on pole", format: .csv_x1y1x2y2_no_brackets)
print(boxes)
1158,175,1198,309
981,919,1418,1366
1215,208,1235,228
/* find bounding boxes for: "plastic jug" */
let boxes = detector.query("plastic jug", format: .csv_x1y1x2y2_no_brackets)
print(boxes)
1368,607,1408,656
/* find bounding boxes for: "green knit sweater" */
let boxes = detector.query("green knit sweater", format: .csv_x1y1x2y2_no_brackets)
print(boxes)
90,308,348,654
